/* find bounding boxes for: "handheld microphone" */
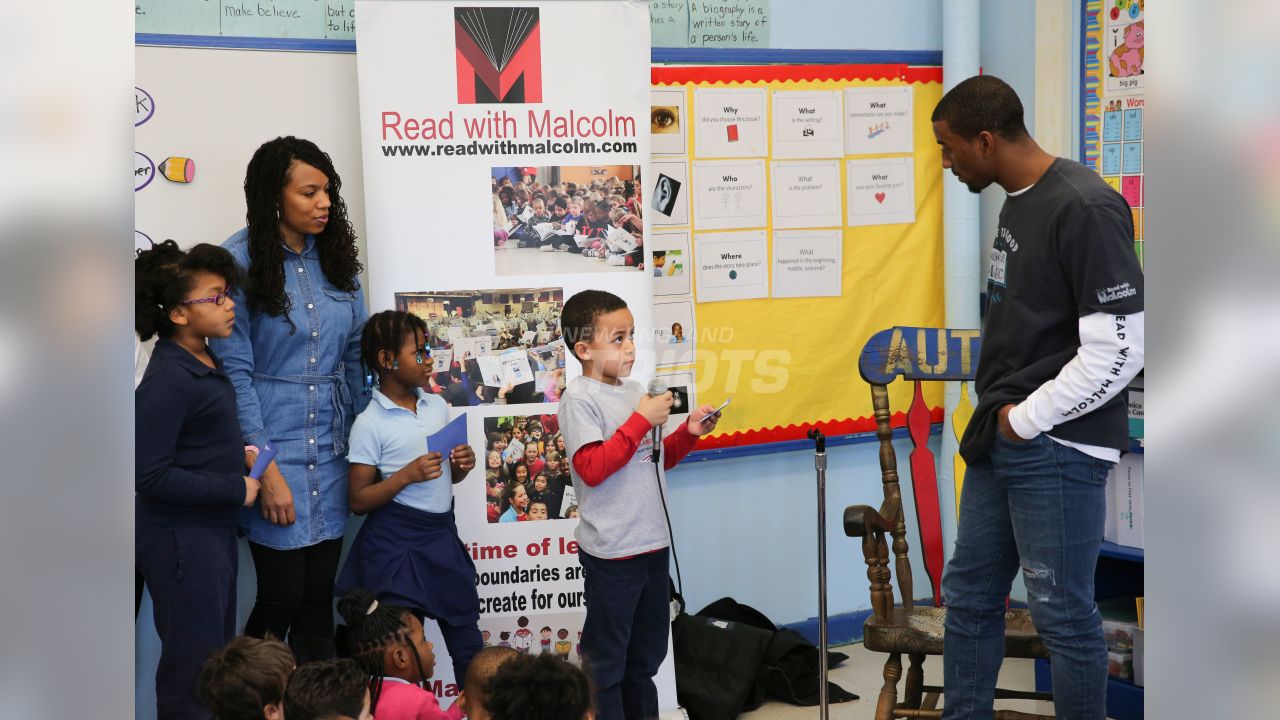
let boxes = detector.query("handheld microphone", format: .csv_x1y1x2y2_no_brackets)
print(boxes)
647,378,667,464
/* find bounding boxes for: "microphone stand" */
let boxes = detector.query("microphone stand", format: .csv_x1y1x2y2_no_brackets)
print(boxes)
808,428,830,720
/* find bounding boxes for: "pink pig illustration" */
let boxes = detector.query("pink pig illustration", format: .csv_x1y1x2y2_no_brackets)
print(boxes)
1109,21,1144,78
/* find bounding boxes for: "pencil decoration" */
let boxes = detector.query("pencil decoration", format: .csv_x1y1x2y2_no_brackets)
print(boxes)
160,156,195,183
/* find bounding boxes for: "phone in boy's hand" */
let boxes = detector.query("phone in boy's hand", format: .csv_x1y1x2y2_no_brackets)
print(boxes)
698,398,731,423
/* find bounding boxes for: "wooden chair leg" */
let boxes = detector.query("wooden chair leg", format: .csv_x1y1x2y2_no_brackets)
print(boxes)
902,653,925,709
922,691,941,710
875,652,903,720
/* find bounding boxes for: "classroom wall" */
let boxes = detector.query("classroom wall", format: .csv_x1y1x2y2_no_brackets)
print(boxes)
135,2,1047,715
770,0,942,51
978,2,1039,287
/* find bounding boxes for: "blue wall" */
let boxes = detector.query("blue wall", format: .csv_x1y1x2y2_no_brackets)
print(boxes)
668,435,937,622
769,0,941,51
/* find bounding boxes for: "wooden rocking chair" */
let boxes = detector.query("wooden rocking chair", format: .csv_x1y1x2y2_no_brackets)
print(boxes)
844,327,1053,720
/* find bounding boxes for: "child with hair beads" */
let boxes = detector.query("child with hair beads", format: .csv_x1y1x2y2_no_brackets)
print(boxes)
335,310,483,686
559,289,721,720
199,636,295,720
483,653,594,720
336,588,463,720
136,240,260,720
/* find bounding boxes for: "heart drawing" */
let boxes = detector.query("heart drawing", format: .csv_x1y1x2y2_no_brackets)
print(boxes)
874,192,886,204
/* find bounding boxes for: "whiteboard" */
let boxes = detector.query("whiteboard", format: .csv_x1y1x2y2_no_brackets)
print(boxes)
134,46,368,278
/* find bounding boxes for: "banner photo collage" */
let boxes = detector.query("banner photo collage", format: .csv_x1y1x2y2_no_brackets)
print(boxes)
356,0,674,704
648,64,947,450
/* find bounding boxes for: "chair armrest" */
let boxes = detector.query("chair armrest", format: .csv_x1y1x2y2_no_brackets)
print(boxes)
844,502,896,538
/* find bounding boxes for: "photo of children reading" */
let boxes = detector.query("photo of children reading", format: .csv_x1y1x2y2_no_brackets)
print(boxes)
395,289,567,408
492,166,645,275
483,413,577,523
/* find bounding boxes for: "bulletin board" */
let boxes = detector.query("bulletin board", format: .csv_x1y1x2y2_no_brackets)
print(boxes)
648,62,946,453
1080,0,1146,266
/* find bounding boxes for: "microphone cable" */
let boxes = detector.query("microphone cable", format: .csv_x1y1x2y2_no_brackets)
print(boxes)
646,379,684,602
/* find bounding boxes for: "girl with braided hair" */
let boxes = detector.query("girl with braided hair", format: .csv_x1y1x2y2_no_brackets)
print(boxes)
335,310,483,688
209,136,369,661
337,588,462,720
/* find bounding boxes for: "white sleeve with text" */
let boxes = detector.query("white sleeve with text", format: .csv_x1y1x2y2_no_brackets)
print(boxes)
1007,311,1145,440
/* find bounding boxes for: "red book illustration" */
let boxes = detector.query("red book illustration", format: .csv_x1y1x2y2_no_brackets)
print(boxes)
726,124,739,142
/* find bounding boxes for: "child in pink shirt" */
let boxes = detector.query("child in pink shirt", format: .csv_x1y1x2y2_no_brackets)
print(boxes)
338,588,464,720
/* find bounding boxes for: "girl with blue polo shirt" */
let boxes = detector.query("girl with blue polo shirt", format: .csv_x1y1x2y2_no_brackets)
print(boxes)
335,310,482,687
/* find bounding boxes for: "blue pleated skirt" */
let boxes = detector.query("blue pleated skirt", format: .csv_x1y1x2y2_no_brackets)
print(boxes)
335,500,480,626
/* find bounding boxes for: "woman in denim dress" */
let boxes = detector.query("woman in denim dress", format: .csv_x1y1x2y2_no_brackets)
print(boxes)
210,136,369,661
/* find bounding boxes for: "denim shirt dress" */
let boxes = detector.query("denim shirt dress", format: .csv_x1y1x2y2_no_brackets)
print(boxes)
209,227,370,550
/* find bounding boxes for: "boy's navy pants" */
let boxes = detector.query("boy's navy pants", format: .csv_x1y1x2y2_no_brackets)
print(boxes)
137,521,238,720
579,547,671,720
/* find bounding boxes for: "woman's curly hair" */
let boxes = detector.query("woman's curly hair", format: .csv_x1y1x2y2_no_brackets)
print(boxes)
242,136,362,324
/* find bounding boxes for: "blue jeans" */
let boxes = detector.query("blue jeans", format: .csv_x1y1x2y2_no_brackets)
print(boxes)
942,434,1113,720
579,548,671,720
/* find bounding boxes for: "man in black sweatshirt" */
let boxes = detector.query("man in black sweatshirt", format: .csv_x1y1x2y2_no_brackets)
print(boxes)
931,75,1144,720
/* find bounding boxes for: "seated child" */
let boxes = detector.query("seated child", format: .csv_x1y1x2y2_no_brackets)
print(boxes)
283,659,373,720
482,654,593,720
511,197,553,248
577,202,615,259
337,589,463,720
455,647,519,720
537,197,578,252
605,207,644,267
198,636,294,720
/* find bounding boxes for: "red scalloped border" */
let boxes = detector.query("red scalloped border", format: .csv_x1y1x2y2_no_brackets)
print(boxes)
651,64,942,86
698,406,945,450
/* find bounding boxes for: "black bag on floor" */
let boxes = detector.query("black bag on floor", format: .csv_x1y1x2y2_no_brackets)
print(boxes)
671,613,773,720
759,628,859,706
694,597,857,710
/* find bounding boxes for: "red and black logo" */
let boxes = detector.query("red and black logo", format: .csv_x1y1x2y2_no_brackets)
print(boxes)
454,7,542,104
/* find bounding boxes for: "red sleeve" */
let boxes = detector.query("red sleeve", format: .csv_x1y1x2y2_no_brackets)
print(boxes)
662,425,700,470
571,412,651,487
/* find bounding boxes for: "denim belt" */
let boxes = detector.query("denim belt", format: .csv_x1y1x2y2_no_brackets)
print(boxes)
252,361,351,456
